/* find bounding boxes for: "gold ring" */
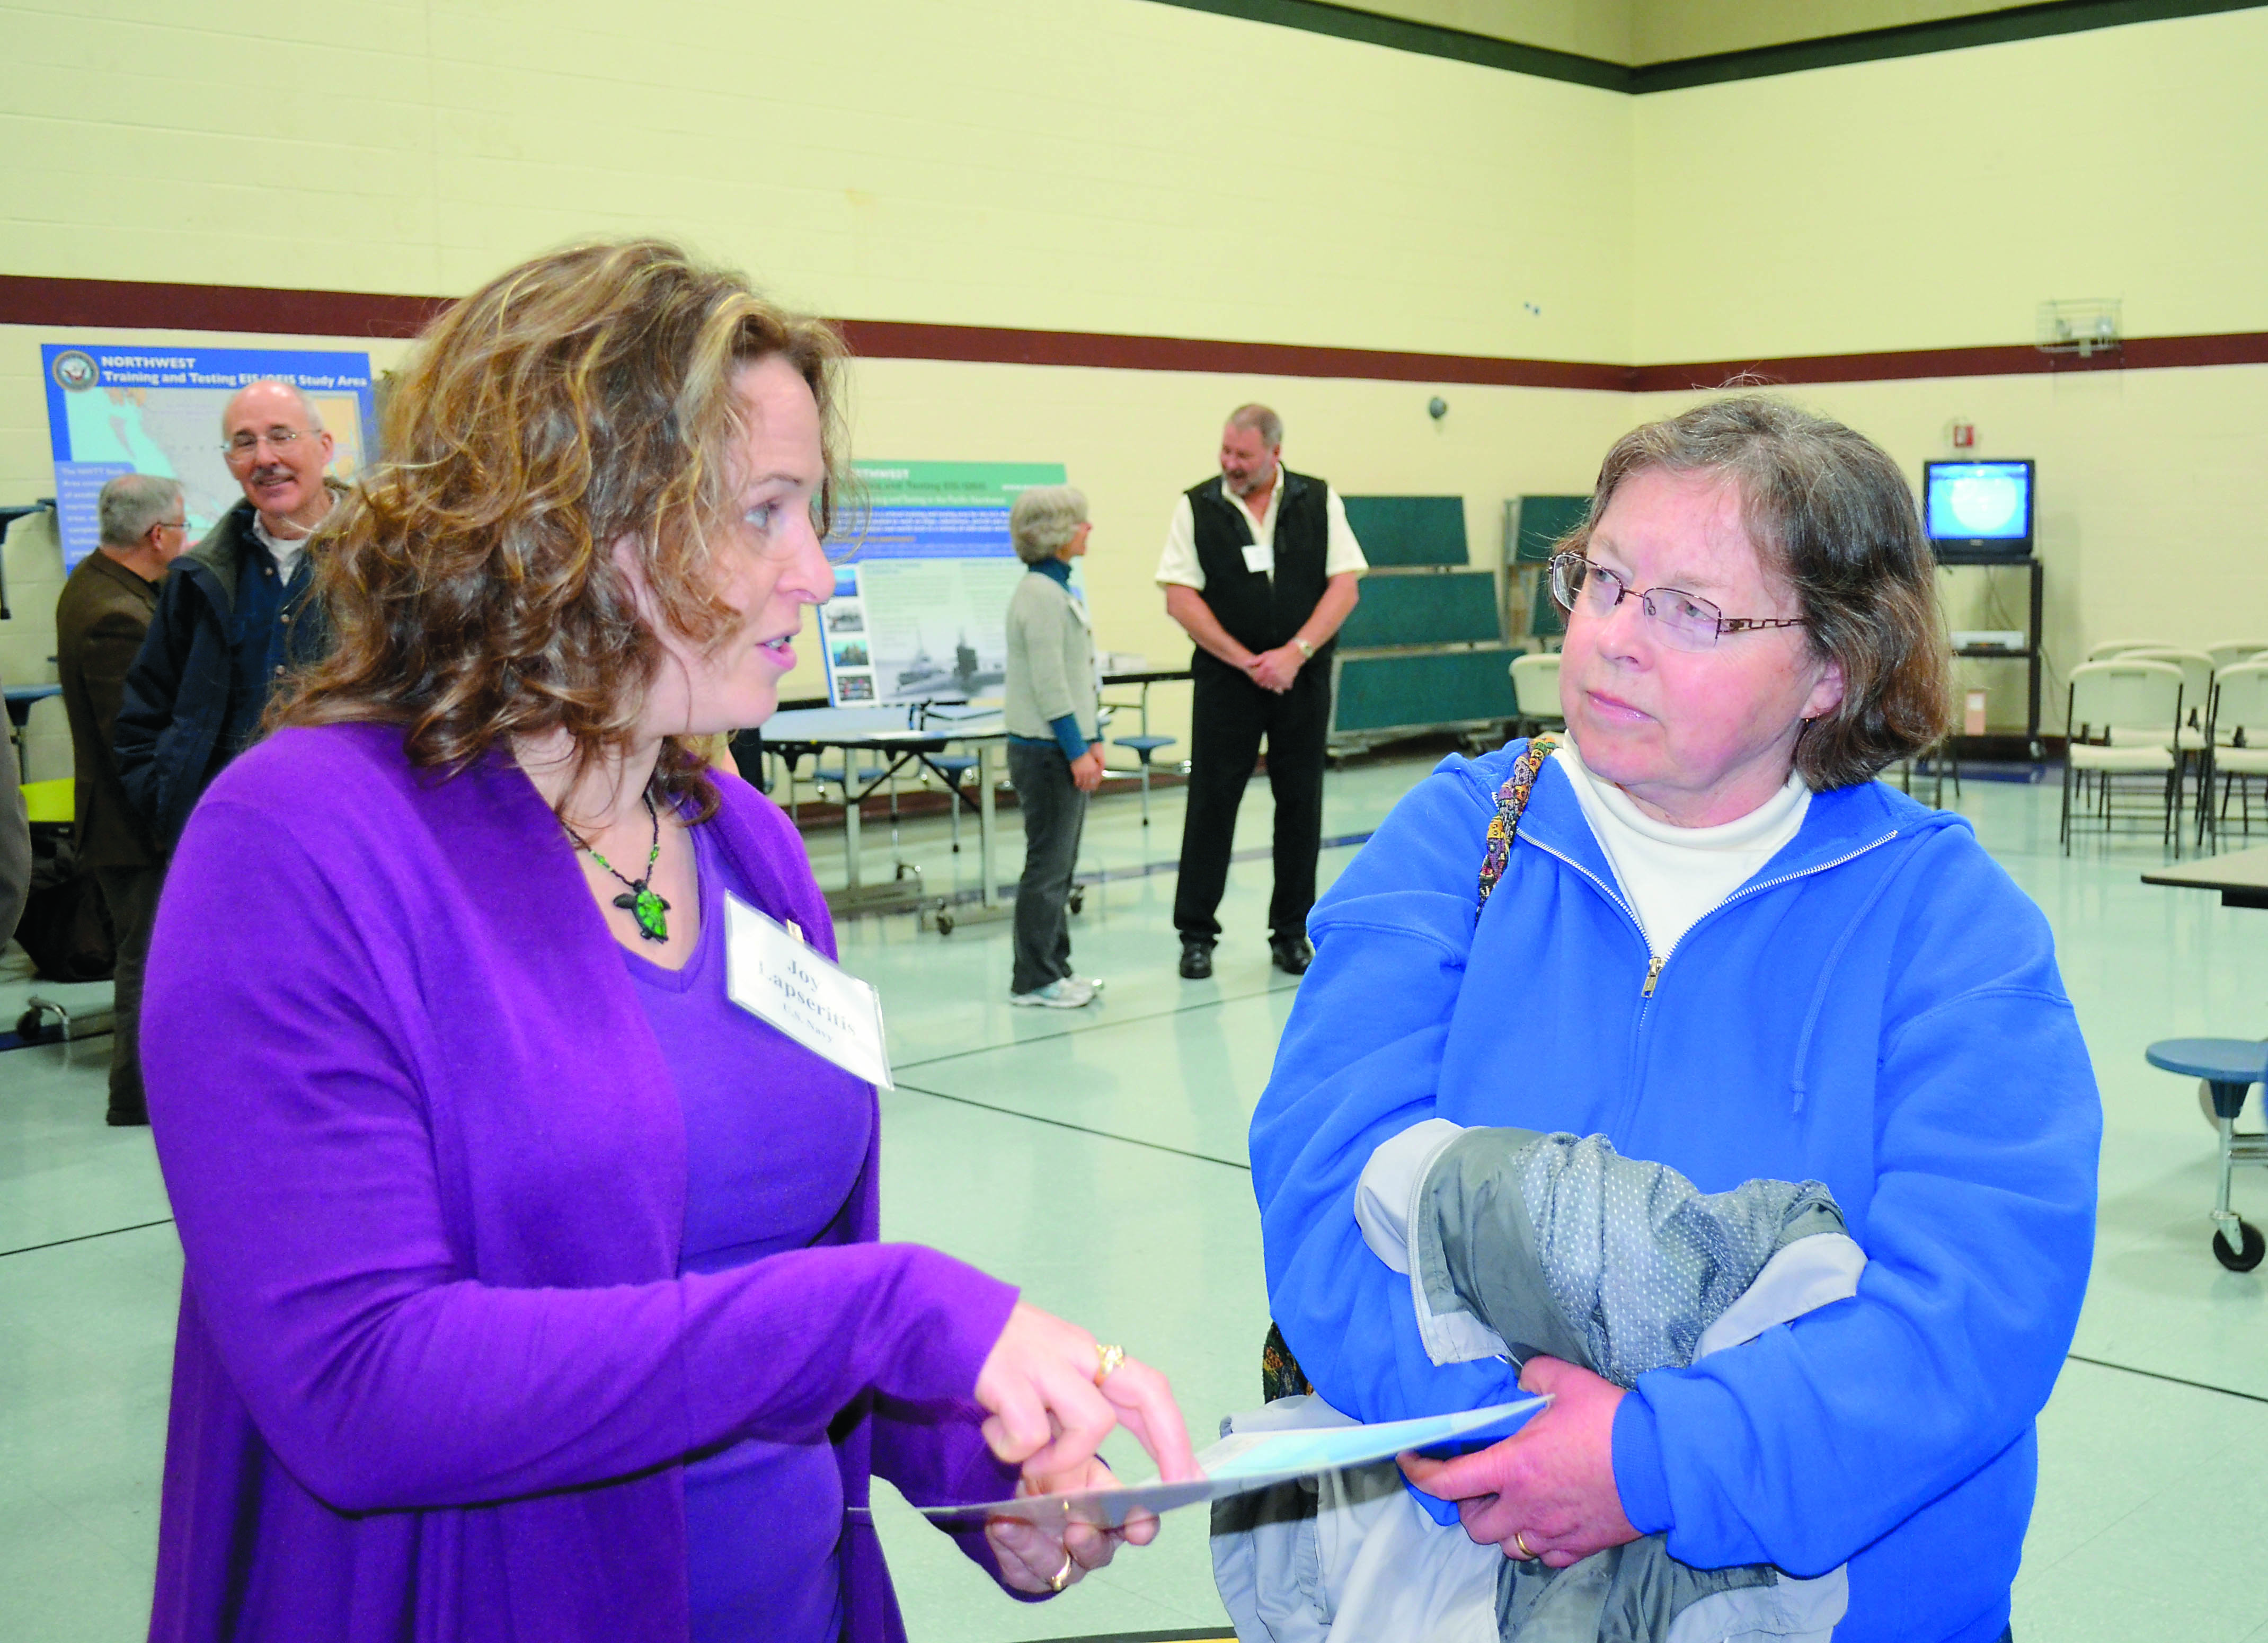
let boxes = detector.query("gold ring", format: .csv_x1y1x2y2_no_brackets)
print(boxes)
1514,1530,1535,1560
1093,1343,1126,1384
1048,1550,1076,1592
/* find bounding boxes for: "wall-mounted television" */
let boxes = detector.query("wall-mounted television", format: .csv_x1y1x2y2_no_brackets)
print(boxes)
1924,460,2034,558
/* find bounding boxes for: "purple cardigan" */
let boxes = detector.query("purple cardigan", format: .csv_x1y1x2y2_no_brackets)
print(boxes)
140,723,1025,1642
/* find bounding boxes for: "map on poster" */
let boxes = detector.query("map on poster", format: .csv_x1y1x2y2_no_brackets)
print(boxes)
41,344,378,571
820,461,1068,708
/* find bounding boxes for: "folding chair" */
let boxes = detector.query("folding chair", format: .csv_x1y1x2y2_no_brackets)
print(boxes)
2205,662,2268,842
2120,648,2214,835
2086,638,2174,662
2061,660,2182,854
2207,640,2268,673
1509,652,1563,738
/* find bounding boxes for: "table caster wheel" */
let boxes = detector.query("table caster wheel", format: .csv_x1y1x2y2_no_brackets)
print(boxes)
2213,1220,2265,1272
934,911,955,937
1068,885,1085,915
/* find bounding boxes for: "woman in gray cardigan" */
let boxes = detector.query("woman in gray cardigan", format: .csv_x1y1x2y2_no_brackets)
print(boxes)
1003,485,1105,1007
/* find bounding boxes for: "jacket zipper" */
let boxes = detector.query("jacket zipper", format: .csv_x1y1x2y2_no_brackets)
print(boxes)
1520,826,1903,1002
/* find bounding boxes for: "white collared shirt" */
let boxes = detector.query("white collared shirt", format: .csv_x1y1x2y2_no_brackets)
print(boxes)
1154,471,1368,590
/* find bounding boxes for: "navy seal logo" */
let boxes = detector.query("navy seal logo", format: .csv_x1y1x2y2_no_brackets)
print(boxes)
51,350,99,392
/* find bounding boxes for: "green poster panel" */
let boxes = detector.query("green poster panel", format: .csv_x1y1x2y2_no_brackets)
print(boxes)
1342,496,1468,567
1337,572,1503,649
1333,648,1519,736
1512,494,1589,564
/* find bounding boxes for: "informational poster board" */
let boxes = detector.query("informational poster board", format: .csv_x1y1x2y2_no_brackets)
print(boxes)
820,460,1067,708
41,344,379,571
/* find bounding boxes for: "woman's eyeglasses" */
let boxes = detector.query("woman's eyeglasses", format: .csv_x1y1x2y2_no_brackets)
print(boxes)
1547,551,1804,654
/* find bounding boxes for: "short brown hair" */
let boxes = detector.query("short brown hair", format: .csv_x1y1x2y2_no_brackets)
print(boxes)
1568,395,1950,790
276,238,847,814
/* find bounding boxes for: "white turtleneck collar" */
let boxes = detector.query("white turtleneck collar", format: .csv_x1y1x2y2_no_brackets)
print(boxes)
1552,738,1811,960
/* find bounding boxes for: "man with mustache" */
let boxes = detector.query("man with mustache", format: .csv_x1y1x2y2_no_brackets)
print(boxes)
1157,404,1363,980
116,381,340,849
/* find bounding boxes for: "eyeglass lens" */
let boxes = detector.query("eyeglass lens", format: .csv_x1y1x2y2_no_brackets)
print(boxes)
1550,554,1724,652
224,428,306,457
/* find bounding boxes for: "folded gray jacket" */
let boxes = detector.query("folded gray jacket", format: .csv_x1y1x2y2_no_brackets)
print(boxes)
1362,1123,1865,1642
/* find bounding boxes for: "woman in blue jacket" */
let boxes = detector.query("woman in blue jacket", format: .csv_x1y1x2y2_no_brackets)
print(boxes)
1249,397,2099,1643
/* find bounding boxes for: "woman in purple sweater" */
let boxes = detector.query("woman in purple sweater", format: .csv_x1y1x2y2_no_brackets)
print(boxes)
138,239,1196,1643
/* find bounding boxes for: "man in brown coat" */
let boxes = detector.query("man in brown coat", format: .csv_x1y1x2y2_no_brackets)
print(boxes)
57,472,188,1124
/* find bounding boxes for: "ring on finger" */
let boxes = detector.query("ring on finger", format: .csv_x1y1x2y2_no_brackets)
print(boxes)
1513,1530,1535,1560
1048,1550,1076,1592
1093,1343,1126,1385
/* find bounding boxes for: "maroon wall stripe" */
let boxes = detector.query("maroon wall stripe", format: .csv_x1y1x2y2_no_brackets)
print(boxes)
831,318,1633,390
7,273,2268,390
0,275,450,339
1632,331,2268,391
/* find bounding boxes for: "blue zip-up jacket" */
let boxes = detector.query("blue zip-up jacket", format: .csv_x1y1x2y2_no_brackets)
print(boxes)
1251,743,2099,1643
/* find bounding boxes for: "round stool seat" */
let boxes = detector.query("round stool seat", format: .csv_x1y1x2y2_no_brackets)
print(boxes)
2145,1038,2268,1083
1113,735,1176,758
931,755,980,776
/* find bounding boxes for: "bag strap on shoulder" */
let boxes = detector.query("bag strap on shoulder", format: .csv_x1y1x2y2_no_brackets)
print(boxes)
1476,735,1558,908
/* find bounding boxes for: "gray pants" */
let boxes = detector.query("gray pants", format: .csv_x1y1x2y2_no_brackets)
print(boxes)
92,861,164,1120
1007,740,1086,995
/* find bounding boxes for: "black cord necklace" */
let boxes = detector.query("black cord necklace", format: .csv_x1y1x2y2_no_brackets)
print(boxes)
563,792,671,943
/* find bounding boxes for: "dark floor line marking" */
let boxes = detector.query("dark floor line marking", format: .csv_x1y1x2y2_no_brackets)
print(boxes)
880,827,1377,908
0,1216,175,1260
893,982,1297,1075
892,1081,1251,1173
2066,1352,2268,1406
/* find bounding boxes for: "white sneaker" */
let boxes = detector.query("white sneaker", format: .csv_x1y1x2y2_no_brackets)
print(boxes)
1068,974,1106,994
1011,978,1096,1009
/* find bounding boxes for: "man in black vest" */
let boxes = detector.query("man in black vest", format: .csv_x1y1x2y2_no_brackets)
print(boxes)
1157,404,1363,979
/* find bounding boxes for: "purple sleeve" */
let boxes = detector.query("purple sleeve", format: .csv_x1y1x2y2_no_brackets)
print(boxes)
143,794,1019,1515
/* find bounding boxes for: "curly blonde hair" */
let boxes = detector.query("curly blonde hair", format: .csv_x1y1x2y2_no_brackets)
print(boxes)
274,238,847,815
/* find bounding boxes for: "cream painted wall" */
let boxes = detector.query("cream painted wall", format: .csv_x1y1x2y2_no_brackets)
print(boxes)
2,0,1632,364
1336,0,1633,60
1633,7,2268,360
1343,0,2028,64
1632,1,2033,63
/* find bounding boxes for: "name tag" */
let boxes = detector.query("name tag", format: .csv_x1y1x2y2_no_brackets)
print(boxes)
1241,542,1274,577
723,894,893,1089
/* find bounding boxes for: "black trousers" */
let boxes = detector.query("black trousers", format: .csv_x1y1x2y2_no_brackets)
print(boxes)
1007,740,1087,995
1174,654,1331,942
92,861,165,1119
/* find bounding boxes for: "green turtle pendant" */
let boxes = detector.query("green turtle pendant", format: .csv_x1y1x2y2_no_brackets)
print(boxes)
615,884,670,943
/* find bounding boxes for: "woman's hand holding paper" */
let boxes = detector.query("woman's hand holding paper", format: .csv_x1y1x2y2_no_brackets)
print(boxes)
985,1458,1160,1593
972,1301,1199,1488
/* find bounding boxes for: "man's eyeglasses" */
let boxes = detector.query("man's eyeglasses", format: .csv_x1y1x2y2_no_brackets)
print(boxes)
1547,551,1805,654
222,427,316,463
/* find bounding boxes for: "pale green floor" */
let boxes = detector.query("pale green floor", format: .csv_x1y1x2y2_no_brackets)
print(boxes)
3,754,2266,1642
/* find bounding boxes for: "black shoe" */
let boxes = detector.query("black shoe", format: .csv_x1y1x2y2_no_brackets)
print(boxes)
1179,937,1215,979
105,1105,150,1128
1270,934,1314,976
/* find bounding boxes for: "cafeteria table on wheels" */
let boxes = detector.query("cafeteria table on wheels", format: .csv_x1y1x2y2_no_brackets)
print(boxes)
751,704,1008,926
2140,846,2268,1269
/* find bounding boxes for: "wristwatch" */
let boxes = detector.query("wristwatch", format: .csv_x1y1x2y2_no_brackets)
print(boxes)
1292,637,1315,660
